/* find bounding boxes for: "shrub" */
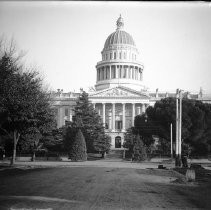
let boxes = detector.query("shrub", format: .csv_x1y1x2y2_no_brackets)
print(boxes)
69,129,87,161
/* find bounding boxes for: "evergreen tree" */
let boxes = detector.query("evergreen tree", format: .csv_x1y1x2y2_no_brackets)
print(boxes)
72,91,111,153
123,127,137,156
133,134,147,161
69,129,87,161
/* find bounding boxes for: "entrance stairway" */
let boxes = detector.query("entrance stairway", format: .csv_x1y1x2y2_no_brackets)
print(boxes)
106,150,124,159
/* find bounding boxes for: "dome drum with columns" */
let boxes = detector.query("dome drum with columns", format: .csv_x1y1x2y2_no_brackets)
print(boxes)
51,16,211,151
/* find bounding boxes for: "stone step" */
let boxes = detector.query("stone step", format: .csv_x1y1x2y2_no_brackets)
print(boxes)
106,150,124,159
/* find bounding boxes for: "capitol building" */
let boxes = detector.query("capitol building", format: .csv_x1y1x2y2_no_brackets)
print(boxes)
51,16,211,149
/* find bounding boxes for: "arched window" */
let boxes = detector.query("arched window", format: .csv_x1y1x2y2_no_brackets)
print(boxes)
110,53,112,59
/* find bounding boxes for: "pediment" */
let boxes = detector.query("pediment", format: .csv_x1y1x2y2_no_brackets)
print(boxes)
89,86,149,99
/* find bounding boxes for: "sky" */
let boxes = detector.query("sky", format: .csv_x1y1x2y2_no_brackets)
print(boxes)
0,1,211,94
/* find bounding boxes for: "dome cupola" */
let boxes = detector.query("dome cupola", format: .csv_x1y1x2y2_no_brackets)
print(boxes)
116,14,124,30
103,15,135,51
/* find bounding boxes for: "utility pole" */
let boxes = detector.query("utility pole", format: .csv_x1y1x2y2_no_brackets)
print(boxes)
175,89,179,166
175,89,183,167
178,90,183,163
170,123,173,159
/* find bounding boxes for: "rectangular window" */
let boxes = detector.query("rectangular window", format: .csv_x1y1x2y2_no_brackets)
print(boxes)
124,52,126,59
116,121,122,130
119,52,122,59
106,54,108,60
114,52,116,59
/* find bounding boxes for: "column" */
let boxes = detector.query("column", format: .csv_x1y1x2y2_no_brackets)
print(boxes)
132,103,135,126
109,109,112,130
93,103,96,109
141,104,146,113
98,68,100,81
120,65,122,78
137,106,141,115
122,103,126,131
117,65,122,78
139,69,142,80
112,103,115,131
116,65,118,78
125,66,128,78
109,65,112,79
140,69,143,81
69,108,73,122
101,68,103,80
104,66,107,80
102,103,106,126
100,68,102,80
59,106,64,127
136,68,138,80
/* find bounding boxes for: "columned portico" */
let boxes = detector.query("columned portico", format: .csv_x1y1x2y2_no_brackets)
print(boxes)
93,101,148,131
92,100,149,148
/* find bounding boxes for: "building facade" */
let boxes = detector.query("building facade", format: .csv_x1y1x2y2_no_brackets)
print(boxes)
51,16,211,149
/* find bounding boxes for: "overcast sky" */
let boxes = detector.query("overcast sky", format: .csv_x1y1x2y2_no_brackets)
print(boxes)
0,1,211,94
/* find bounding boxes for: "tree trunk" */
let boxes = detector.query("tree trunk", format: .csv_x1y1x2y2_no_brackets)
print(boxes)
11,130,20,166
31,152,36,162
102,151,106,158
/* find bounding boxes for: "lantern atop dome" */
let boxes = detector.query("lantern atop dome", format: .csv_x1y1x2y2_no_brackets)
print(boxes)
116,14,124,30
